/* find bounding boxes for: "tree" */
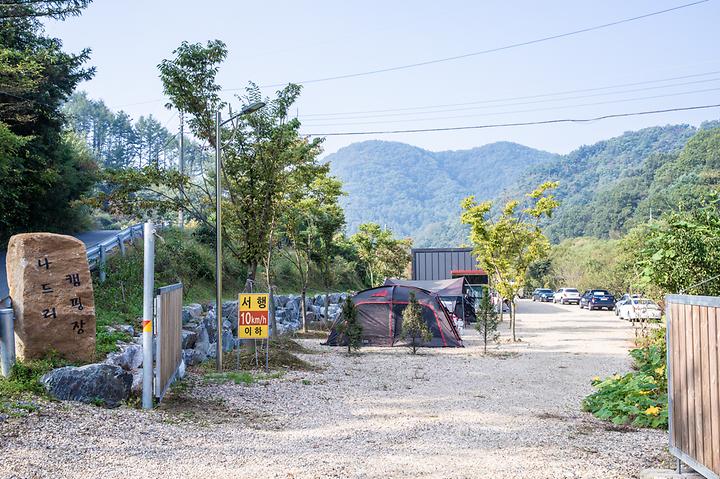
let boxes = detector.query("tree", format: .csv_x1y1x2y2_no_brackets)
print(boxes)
401,292,432,354
461,182,559,342
336,297,362,353
0,1,97,244
475,292,499,353
349,223,411,287
94,40,325,288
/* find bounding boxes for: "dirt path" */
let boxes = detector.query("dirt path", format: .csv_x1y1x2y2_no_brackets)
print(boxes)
0,300,670,478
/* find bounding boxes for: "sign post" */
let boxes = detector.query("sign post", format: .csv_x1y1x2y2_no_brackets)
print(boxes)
238,293,269,370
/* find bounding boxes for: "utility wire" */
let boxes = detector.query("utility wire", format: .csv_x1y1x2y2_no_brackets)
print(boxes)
251,0,709,89
302,86,720,127
300,77,720,123
299,70,720,118
301,104,720,137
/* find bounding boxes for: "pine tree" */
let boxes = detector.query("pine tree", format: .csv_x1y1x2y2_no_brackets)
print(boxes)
475,292,500,353
401,292,432,354
337,297,363,353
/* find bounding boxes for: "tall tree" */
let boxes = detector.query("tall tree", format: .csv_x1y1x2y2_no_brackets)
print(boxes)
349,223,412,287
461,182,559,341
0,0,97,244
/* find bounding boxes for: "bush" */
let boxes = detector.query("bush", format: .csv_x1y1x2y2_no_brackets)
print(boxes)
336,297,363,353
401,292,432,354
583,328,667,429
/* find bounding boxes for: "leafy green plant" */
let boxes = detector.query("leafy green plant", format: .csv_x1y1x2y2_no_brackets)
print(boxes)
583,328,667,429
475,292,499,353
336,296,363,353
401,292,432,354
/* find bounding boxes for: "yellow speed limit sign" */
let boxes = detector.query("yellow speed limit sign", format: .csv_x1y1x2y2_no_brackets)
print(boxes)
238,293,269,339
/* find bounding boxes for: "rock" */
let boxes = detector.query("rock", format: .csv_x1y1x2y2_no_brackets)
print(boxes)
222,330,235,352
329,293,342,304
274,295,289,308
6,233,96,361
130,368,143,396
222,319,232,331
177,359,186,379
306,311,316,322
104,344,143,370
117,324,134,336
222,301,238,321
195,327,210,355
183,348,206,366
182,309,192,325
181,330,197,349
313,294,324,306
42,364,132,407
185,303,203,319
207,344,217,359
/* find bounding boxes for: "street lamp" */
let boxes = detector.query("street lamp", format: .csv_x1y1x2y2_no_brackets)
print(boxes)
215,101,266,371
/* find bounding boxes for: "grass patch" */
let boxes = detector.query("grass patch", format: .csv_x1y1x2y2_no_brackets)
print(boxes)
0,354,71,416
290,330,329,340
219,348,316,371
205,371,256,385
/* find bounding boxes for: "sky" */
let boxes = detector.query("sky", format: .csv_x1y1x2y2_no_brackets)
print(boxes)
45,0,720,157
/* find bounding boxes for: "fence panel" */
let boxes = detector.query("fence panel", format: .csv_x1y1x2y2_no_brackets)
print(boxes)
154,283,183,401
666,294,720,479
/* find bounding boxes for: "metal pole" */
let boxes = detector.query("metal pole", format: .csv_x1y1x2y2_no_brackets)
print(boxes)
142,221,155,409
215,110,223,372
178,111,185,230
265,338,269,372
0,307,15,377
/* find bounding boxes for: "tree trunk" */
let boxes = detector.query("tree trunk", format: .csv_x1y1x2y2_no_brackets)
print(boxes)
498,296,504,323
247,260,258,284
301,287,308,333
268,287,276,340
511,300,517,342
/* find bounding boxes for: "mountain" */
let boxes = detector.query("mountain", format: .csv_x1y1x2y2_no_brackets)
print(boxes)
327,121,720,247
326,140,559,246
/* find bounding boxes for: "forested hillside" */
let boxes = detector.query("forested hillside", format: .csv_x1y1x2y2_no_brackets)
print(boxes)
326,140,559,246
328,122,720,246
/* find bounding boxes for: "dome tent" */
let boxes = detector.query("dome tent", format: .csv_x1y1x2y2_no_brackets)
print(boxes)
325,284,463,348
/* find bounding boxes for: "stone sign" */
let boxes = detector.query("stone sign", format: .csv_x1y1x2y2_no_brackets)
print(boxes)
6,233,96,362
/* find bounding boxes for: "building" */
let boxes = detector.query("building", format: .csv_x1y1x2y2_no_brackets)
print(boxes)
411,248,488,294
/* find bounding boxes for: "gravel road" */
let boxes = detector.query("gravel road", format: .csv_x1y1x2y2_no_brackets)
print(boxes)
0,300,671,478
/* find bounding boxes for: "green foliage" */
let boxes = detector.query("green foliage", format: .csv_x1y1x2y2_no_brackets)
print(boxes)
626,200,720,296
0,3,97,244
583,329,667,429
349,223,412,287
327,140,558,247
462,182,559,340
0,354,69,402
401,292,432,354
475,293,499,353
336,297,363,353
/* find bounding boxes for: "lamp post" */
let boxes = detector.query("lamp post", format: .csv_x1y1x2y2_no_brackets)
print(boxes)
215,101,265,372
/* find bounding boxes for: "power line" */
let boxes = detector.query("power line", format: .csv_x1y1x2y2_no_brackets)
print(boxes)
299,77,720,123
299,70,720,118
302,86,720,127
251,0,709,89
301,104,720,137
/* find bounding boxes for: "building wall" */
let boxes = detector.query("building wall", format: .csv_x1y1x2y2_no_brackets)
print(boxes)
411,248,478,280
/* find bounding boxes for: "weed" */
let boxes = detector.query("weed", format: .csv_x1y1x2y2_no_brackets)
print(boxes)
301,379,312,385
204,371,255,385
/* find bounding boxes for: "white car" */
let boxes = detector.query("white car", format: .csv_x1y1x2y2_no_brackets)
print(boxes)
617,298,662,321
554,287,581,305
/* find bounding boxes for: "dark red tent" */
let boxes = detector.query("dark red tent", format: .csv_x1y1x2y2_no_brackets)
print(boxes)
325,284,463,348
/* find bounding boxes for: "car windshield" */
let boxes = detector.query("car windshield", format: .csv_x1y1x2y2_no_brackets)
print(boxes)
593,291,610,296
566,289,579,293
633,299,658,306
538,289,552,293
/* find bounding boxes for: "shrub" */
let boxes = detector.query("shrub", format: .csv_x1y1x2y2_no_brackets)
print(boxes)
475,293,499,353
401,292,432,354
336,297,363,353
583,328,667,429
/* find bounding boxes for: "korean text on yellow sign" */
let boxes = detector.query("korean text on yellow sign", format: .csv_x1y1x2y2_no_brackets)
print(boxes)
238,293,269,339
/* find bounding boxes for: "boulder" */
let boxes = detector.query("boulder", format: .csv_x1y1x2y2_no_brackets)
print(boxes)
329,293,342,304
181,330,197,349
42,364,132,407
117,324,135,336
222,330,235,352
104,344,143,371
182,309,193,325
222,301,238,321
274,295,289,308
194,326,211,355
6,233,97,361
185,303,203,319
183,348,206,366
130,368,143,396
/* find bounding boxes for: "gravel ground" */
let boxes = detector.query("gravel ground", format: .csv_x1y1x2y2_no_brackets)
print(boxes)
0,299,671,479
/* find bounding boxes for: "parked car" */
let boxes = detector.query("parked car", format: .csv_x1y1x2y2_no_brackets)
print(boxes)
615,293,642,316
554,287,581,305
532,288,555,302
617,298,662,321
579,289,616,310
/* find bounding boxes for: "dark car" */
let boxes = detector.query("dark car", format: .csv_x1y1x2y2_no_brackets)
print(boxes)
580,289,616,310
532,288,554,302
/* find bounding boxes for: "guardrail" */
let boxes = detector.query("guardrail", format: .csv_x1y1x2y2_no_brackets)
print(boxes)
86,223,145,282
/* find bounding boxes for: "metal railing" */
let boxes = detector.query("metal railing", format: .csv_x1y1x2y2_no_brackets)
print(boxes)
86,223,145,281
666,294,720,479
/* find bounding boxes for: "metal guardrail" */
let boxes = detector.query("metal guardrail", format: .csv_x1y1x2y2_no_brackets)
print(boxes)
86,223,145,280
